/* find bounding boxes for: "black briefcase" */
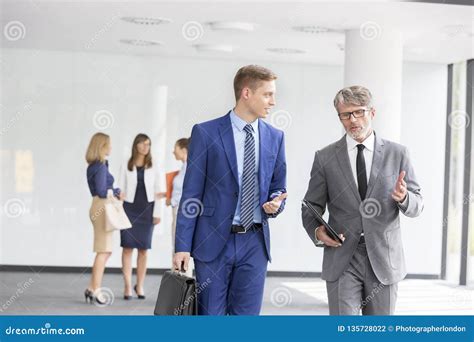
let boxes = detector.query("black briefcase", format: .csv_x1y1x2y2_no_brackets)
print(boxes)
154,270,198,315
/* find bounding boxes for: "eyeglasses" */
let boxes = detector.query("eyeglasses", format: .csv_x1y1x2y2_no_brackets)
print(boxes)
338,109,369,120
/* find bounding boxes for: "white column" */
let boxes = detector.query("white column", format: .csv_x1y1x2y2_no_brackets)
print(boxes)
344,25,403,142
151,84,168,159
150,84,171,268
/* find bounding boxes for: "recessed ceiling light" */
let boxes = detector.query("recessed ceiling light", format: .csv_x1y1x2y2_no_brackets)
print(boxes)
207,21,256,32
292,25,343,35
193,44,234,53
121,17,172,25
267,48,306,54
120,39,163,46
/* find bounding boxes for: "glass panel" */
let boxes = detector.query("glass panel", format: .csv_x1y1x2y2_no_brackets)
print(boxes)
467,61,473,285
445,61,466,283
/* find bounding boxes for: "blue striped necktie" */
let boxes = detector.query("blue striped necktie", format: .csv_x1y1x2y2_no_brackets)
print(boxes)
240,124,256,230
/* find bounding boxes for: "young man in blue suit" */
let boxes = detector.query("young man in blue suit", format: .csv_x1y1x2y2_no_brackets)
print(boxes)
173,65,287,315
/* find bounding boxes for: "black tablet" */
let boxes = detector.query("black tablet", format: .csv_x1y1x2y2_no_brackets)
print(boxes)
302,200,344,245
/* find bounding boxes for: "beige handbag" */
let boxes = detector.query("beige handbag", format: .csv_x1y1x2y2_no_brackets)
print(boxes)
105,190,132,231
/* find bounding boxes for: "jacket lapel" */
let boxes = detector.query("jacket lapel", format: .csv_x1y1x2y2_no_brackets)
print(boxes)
365,133,385,199
129,166,137,182
219,113,239,184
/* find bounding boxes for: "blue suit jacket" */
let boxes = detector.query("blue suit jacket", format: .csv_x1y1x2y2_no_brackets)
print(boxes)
175,112,287,262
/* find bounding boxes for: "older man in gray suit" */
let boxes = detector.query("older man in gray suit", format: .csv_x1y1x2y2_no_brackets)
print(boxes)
301,85,423,315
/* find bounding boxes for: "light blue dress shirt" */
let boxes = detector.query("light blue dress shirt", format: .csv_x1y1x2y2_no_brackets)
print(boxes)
171,161,187,208
230,110,261,225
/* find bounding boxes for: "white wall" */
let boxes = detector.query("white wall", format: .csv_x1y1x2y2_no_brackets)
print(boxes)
0,48,446,275
400,63,447,275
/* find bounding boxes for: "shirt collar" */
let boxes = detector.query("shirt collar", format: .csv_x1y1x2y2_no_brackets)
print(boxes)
346,130,375,152
230,109,259,133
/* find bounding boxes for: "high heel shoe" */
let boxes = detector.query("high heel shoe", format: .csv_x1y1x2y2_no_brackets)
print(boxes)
85,289,107,305
134,285,145,299
123,294,132,300
84,289,94,304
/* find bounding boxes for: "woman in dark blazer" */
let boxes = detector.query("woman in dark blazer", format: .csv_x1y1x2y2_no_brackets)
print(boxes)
85,132,124,305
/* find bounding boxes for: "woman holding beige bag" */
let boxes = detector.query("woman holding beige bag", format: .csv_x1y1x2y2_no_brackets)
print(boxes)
85,132,124,305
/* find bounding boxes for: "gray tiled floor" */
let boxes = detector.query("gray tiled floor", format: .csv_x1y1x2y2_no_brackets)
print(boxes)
0,271,472,315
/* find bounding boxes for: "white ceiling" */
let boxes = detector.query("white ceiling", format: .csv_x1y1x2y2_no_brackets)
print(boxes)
0,0,472,65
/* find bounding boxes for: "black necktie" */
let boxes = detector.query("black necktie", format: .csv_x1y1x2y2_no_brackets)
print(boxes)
356,144,368,200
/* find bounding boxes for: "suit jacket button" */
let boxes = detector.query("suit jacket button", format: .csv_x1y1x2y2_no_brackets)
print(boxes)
234,192,238,197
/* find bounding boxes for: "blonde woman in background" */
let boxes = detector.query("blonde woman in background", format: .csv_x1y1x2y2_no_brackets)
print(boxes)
118,134,162,300
85,132,124,305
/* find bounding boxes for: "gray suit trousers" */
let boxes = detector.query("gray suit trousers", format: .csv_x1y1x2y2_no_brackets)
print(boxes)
326,237,398,315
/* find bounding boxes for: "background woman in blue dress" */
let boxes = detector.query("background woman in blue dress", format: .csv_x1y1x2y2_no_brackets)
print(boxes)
85,132,124,304
118,134,161,300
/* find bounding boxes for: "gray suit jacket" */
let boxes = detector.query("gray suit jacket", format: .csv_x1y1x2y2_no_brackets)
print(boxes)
301,133,423,285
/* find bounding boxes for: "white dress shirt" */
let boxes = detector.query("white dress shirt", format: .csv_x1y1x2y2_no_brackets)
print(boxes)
346,131,375,187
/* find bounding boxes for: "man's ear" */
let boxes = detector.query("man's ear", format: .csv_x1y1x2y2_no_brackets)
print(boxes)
241,87,251,100
370,108,376,119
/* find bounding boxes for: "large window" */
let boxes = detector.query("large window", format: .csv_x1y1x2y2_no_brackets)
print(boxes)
466,60,473,285
443,59,473,285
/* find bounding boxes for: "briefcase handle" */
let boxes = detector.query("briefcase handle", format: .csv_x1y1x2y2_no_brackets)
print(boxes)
171,269,196,282
172,268,191,277
173,261,189,276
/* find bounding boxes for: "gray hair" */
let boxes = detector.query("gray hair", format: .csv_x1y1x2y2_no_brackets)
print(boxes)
333,86,373,109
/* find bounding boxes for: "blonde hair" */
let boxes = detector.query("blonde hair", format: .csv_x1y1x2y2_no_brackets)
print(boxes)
85,132,110,164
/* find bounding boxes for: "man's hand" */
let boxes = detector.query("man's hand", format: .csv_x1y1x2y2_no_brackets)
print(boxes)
262,193,288,214
173,252,191,272
316,225,345,247
153,217,161,225
391,171,407,202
